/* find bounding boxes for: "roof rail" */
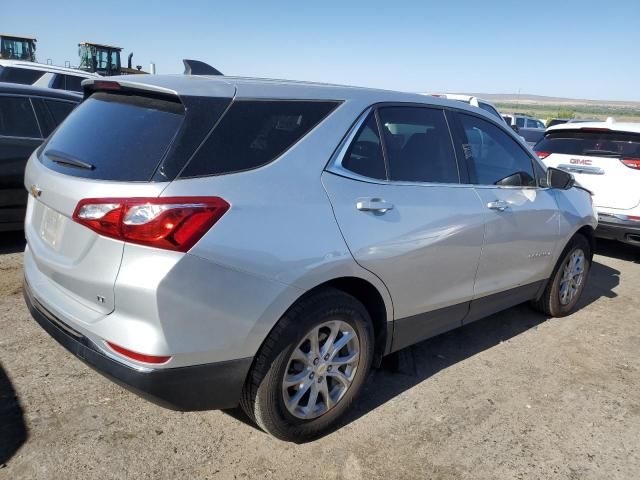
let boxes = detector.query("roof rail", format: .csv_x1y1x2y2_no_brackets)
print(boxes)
182,59,223,76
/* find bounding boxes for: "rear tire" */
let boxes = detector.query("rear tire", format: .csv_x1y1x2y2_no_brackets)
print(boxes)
532,234,591,317
240,288,374,442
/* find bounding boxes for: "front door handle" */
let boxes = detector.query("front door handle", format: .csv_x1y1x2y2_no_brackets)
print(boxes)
487,200,509,212
356,198,394,214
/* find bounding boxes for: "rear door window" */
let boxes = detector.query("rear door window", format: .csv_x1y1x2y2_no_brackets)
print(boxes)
40,92,185,180
0,96,40,138
535,130,640,160
341,112,386,180
0,66,44,85
516,117,525,128
180,100,340,177
455,112,537,187
377,106,459,184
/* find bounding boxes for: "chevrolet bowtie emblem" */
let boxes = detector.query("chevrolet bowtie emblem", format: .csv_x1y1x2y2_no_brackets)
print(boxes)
30,185,42,198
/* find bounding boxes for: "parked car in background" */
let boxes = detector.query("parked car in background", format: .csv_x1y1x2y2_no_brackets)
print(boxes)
503,114,546,146
23,75,596,442
535,120,640,246
0,60,99,93
427,94,508,125
547,118,571,128
1,83,81,231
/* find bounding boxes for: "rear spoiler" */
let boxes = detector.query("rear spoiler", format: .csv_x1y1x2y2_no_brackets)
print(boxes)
183,59,223,76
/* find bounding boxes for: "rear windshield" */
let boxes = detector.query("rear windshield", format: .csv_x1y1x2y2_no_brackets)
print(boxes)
535,130,640,159
40,92,184,181
180,100,340,177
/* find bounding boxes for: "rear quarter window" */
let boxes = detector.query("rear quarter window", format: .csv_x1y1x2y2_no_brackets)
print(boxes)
180,100,340,177
0,66,44,85
0,96,40,138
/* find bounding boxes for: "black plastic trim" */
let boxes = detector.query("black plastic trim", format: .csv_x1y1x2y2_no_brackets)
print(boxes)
596,221,640,246
24,280,252,411
390,280,546,352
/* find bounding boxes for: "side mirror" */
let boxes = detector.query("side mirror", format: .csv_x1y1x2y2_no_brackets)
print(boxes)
511,124,520,133
547,167,574,190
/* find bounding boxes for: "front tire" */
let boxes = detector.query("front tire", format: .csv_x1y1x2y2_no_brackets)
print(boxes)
240,288,374,442
533,234,591,317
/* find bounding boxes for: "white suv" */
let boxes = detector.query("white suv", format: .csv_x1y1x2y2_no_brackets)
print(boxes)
0,59,100,92
535,120,640,246
428,94,507,125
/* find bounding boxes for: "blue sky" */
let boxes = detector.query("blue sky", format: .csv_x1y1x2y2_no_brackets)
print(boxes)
5,0,639,100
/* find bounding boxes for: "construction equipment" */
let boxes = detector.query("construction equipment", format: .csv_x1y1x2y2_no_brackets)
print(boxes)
0,34,37,61
78,42,146,76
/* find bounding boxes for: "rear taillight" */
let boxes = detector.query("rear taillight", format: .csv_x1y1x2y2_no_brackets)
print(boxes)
106,341,171,364
535,151,551,160
73,197,230,252
621,158,640,170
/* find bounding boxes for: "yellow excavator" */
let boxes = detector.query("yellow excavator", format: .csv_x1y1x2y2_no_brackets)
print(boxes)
77,42,146,76
0,34,37,61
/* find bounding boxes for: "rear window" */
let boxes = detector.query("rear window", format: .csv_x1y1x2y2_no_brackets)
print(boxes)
40,92,184,181
180,100,340,177
0,66,45,85
535,130,640,159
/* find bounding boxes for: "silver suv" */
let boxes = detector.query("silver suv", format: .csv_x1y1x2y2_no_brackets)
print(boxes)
23,75,597,441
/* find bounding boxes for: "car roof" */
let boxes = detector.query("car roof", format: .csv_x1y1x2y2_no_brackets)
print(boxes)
547,121,640,134
0,82,82,101
0,59,100,78
84,74,502,116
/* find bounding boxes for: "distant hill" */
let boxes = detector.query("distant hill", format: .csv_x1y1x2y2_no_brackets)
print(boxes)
467,93,640,109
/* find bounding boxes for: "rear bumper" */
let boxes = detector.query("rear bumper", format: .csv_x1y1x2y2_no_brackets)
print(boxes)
24,279,252,411
596,220,640,246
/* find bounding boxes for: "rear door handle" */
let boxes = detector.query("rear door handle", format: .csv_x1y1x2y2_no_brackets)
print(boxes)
487,200,509,212
356,198,394,214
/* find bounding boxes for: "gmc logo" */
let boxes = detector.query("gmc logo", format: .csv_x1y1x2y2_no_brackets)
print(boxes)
570,158,592,166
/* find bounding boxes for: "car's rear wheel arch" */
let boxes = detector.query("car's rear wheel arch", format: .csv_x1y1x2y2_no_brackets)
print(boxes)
319,277,389,366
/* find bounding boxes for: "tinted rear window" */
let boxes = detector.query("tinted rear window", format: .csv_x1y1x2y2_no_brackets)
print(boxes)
180,100,339,177
0,66,45,85
535,130,640,159
40,92,184,181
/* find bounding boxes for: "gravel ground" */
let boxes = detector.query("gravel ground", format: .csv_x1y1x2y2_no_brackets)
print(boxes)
1,232,639,480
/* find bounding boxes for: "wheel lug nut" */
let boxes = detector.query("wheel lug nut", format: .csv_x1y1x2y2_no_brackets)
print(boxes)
313,358,319,365
317,376,323,383
324,354,330,361
327,365,332,372
309,372,314,379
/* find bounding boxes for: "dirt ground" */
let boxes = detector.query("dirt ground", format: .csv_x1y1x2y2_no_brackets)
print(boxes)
1,232,639,480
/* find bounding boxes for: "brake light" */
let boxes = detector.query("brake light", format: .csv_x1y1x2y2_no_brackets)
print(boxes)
629,216,640,222
536,151,551,160
106,341,171,364
621,158,640,170
73,197,230,252
92,80,121,90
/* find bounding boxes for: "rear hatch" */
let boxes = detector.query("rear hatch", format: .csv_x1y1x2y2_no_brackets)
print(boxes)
535,127,640,210
24,81,233,314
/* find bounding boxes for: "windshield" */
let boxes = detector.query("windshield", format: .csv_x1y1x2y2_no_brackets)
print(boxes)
0,37,36,61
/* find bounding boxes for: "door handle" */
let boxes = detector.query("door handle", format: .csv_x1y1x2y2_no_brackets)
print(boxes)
487,200,509,212
356,198,394,214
